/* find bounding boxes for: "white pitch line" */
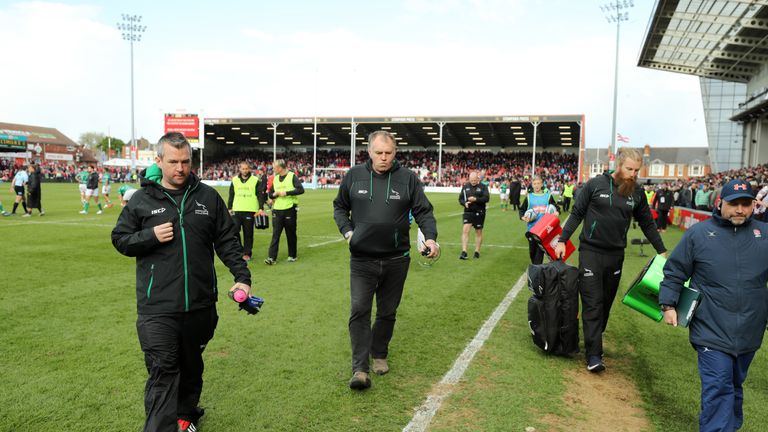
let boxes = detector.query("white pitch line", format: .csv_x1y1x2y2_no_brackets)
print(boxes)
403,272,527,432
308,237,344,248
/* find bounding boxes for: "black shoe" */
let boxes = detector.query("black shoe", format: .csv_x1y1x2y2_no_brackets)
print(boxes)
264,257,276,265
587,356,606,373
473,251,480,259
459,251,468,260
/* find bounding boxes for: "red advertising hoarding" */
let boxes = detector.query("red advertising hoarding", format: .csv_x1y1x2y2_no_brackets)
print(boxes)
164,113,200,143
670,207,712,230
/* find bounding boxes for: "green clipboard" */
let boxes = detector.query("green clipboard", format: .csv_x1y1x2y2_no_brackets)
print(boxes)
675,285,701,328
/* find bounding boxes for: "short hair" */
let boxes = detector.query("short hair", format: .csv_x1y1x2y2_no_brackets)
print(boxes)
367,130,397,148
239,161,252,168
157,132,192,159
273,159,286,169
616,147,643,167
532,175,543,183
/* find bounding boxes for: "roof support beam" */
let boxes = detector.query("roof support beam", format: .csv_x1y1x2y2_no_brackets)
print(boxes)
651,44,768,64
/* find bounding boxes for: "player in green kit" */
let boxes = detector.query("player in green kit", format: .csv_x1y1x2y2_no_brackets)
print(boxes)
76,166,89,209
499,179,509,211
101,169,114,208
118,184,136,207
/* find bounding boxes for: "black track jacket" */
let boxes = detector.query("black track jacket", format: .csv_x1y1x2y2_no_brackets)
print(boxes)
112,171,250,314
560,172,666,255
333,159,438,259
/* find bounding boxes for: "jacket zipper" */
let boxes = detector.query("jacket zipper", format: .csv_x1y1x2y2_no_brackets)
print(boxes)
162,184,196,312
147,264,155,298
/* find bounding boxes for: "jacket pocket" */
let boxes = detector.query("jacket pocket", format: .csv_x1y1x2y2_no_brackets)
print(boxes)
588,221,597,239
349,222,396,255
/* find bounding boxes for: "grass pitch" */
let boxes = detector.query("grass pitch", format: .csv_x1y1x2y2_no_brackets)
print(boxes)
1,183,767,431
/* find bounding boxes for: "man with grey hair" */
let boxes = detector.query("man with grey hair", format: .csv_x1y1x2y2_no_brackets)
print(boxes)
265,158,304,264
333,130,439,390
112,132,251,432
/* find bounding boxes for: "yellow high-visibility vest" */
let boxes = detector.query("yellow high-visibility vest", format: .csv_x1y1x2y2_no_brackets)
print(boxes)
273,172,298,210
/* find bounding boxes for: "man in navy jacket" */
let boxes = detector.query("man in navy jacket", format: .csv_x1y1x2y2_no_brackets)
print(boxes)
660,179,768,432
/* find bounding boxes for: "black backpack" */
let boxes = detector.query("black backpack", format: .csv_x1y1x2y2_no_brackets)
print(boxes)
527,260,580,356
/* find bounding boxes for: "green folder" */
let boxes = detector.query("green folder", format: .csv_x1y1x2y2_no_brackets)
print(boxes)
675,285,701,328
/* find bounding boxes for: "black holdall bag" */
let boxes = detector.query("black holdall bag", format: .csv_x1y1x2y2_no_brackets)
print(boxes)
527,259,579,356
254,213,269,230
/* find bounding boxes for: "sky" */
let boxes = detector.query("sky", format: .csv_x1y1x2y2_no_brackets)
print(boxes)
0,0,708,149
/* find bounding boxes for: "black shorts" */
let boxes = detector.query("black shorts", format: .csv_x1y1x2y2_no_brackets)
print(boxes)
14,186,24,197
463,211,485,229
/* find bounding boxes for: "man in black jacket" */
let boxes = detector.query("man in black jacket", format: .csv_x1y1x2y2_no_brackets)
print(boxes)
333,130,439,390
25,163,44,216
459,171,489,259
652,182,674,232
555,147,666,373
112,132,251,432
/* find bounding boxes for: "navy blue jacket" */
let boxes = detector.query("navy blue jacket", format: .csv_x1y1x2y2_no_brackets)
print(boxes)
659,211,768,356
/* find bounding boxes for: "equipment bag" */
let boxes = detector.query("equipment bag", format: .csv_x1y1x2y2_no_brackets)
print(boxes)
527,259,579,356
254,214,269,230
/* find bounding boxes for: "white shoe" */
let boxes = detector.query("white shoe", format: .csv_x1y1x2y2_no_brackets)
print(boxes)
79,210,87,214
96,210,103,215
21,213,31,217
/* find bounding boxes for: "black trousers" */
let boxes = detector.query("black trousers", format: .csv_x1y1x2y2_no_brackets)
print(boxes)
136,307,218,432
268,207,297,260
349,256,410,373
562,197,571,212
578,250,624,359
527,237,545,264
657,209,669,229
232,211,254,256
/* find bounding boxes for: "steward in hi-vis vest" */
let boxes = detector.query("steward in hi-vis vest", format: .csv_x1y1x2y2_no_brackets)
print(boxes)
228,162,267,261
264,159,304,265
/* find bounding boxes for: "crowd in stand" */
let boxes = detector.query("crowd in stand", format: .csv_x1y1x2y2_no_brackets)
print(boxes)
198,149,579,188
644,162,768,222
3,150,768,212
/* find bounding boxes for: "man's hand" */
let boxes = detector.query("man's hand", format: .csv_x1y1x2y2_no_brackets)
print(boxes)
659,252,667,258
464,202,470,208
229,282,251,298
521,215,531,223
256,209,265,216
663,309,678,327
153,222,174,243
468,196,477,202
424,239,440,258
344,230,354,244
228,209,234,216
554,242,566,259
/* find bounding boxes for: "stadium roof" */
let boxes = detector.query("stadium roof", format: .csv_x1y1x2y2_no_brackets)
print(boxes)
638,0,768,83
203,115,584,150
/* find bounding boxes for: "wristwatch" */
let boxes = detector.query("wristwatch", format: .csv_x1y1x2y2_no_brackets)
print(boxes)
660,304,675,312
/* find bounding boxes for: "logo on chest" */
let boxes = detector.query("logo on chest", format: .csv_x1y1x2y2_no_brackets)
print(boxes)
389,189,401,200
194,200,209,216
151,208,166,215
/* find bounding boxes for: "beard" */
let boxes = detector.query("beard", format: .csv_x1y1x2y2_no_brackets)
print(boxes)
617,174,637,197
